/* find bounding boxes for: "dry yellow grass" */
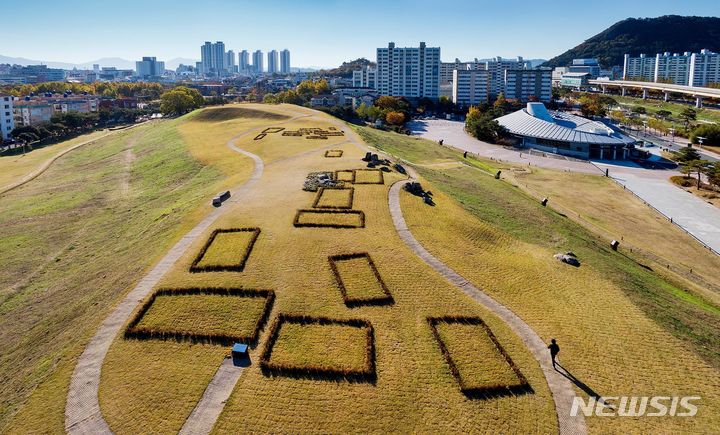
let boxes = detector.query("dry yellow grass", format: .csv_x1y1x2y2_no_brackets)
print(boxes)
135,293,268,338
266,321,369,371
434,321,524,390
331,254,389,302
294,209,365,228
507,167,720,302
400,175,720,433
192,229,259,271
313,187,354,209
335,169,355,182
354,168,385,184
98,113,556,433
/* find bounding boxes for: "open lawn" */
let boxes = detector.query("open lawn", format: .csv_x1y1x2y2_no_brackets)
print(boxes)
0,129,109,189
611,94,720,126
0,105,298,432
8,105,720,434
191,228,260,272
313,187,354,209
329,253,393,306
97,109,556,434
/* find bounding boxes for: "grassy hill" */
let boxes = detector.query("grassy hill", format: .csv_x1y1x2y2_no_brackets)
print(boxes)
544,15,720,67
3,106,719,433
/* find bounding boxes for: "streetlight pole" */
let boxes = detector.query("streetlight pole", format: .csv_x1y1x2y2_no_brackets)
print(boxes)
697,136,706,149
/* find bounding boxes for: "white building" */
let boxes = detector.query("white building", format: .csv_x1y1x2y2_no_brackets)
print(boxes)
280,49,291,74
267,50,279,74
376,42,440,99
654,52,692,85
484,56,525,97
1,95,14,141
352,66,377,88
239,50,250,72
690,49,720,87
440,59,483,85
623,50,720,86
252,50,264,73
134,57,165,79
452,69,489,106
504,69,552,102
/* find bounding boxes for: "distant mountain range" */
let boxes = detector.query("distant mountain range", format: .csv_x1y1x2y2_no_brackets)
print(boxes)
544,15,720,68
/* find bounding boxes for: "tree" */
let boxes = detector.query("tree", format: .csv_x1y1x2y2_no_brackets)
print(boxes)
704,162,720,189
465,106,507,143
680,107,697,128
672,146,701,163
160,87,203,116
690,124,720,147
656,109,672,119
385,111,405,125
493,93,510,114
314,79,330,95
680,159,708,189
631,106,646,114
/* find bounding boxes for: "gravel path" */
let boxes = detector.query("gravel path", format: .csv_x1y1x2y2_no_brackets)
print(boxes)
387,171,587,435
64,126,266,435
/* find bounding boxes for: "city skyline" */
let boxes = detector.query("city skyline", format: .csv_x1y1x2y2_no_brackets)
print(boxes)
2,0,718,68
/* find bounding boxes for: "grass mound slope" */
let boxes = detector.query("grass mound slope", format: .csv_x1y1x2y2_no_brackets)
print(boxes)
189,228,260,272
192,106,290,122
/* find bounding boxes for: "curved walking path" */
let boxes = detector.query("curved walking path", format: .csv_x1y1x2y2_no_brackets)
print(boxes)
387,172,587,435
64,129,265,435
0,123,144,196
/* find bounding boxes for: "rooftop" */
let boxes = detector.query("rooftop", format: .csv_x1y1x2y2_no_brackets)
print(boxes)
496,103,635,145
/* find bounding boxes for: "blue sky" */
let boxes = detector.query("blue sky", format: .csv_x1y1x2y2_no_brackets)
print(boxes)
3,0,718,67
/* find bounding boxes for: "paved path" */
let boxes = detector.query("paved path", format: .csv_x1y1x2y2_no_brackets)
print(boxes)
408,119,600,174
64,128,266,435
0,125,145,196
593,161,720,253
387,172,587,435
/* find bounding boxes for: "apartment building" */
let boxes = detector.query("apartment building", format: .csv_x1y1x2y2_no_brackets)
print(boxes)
0,95,14,141
484,56,525,97
375,42,440,99
440,58,483,84
13,96,99,127
267,50,279,74
239,50,250,72
451,69,489,106
689,49,720,87
280,49,291,74
134,57,165,79
200,41,226,77
226,50,237,74
503,69,552,102
352,66,377,88
623,54,656,81
654,52,692,84
252,50,264,73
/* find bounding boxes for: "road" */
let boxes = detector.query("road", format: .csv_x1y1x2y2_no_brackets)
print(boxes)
410,119,720,254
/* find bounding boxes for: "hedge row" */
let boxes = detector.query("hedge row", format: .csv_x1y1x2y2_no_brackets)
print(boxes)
124,287,275,346
353,169,385,185
328,253,394,307
253,133,266,140
293,209,365,229
312,187,354,210
189,228,261,273
259,314,376,383
262,127,285,134
427,316,532,400
324,149,343,158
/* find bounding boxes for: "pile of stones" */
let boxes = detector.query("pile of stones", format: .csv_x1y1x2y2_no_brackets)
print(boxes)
303,172,344,192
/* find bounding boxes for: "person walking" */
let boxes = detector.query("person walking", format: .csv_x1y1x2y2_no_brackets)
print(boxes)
548,339,560,368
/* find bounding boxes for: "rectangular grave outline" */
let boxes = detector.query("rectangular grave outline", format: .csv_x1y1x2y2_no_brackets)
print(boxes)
124,287,275,346
427,316,532,399
353,168,385,185
259,314,376,383
190,228,261,273
328,253,394,307
334,169,356,184
293,209,365,229
324,149,344,158
312,187,355,209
